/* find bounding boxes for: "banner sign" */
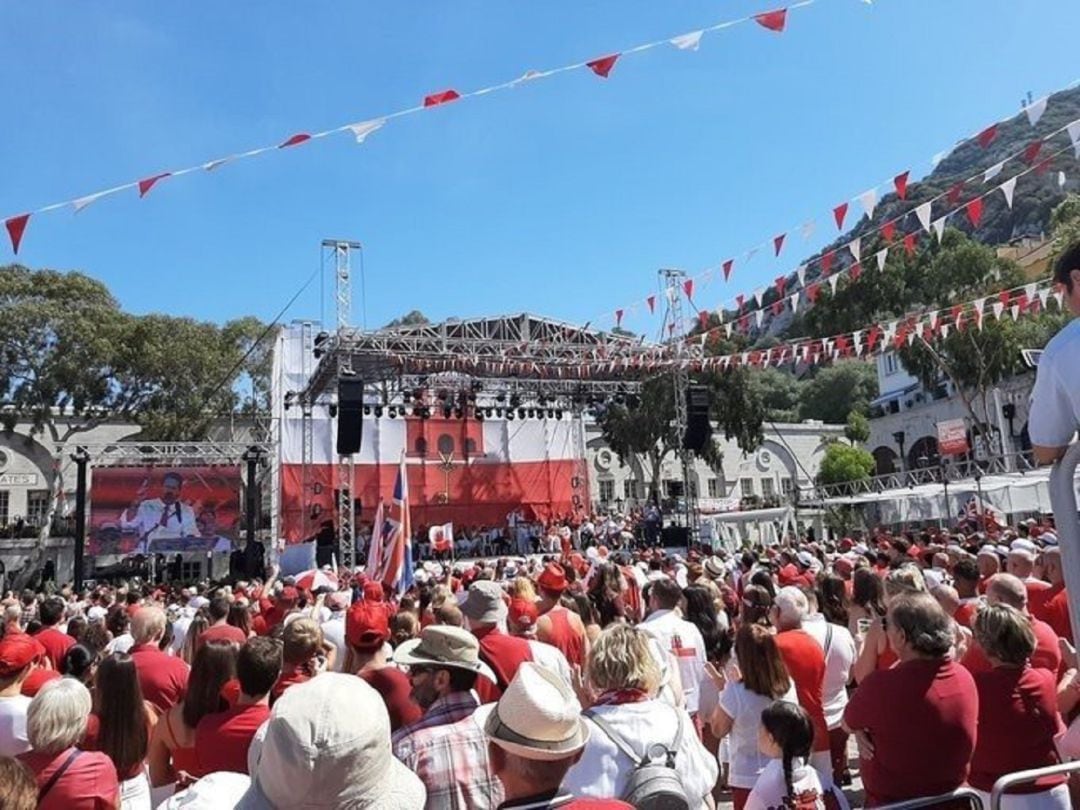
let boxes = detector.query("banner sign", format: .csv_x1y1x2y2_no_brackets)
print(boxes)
89,466,242,556
937,419,969,456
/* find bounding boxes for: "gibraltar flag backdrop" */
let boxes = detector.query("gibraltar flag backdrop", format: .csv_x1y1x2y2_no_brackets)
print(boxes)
273,326,589,542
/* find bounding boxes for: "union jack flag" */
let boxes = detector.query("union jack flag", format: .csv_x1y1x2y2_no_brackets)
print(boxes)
378,454,414,592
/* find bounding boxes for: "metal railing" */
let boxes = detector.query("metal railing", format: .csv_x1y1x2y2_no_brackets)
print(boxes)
990,761,1080,809
875,788,983,809
1050,442,1080,659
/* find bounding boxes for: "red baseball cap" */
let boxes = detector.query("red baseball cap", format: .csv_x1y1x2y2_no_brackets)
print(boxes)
509,597,539,630
363,581,385,603
21,668,60,697
346,601,390,651
0,635,39,676
537,563,567,594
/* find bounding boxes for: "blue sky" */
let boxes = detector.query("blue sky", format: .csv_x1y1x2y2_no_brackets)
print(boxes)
3,1,1079,337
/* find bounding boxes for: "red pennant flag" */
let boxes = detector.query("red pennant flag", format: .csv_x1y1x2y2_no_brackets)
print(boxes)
771,300,784,316
903,232,917,257
615,309,624,327
698,311,710,329
773,233,786,256
894,171,910,200
1036,157,1052,176
806,283,822,303
977,124,998,148
820,250,835,275
586,54,620,78
646,295,656,313
138,172,171,198
1024,139,1043,164
5,214,30,254
951,305,963,324
947,181,965,205
999,290,1011,307
423,89,461,107
833,202,849,231
722,259,734,281
966,198,984,228
736,294,745,311
279,133,311,148
775,275,788,296
1016,292,1030,312
893,327,907,350
867,324,882,349
683,279,694,299
882,220,896,242
850,262,863,281
755,8,788,32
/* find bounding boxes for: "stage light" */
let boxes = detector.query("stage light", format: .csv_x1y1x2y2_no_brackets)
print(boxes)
475,410,485,422
555,409,563,420
437,389,449,402
495,392,506,403
374,406,383,418
547,409,555,419
495,408,504,418
506,410,515,420
387,407,397,418
328,404,338,418
363,406,372,416
313,331,330,358
518,408,526,419
527,409,536,419
419,406,431,420
442,405,453,419
510,394,521,408
454,407,464,419
401,391,412,403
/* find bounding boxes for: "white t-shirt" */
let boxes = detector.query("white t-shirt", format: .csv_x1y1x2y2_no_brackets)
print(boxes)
718,683,798,789
107,631,135,656
641,609,707,715
800,615,856,729
320,614,348,673
0,694,32,757
1029,318,1080,448
745,757,826,810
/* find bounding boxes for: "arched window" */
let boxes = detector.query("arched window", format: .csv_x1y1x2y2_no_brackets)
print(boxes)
415,437,428,456
437,434,455,456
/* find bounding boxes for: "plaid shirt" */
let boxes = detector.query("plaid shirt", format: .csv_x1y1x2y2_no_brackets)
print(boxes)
392,690,480,749
394,710,503,810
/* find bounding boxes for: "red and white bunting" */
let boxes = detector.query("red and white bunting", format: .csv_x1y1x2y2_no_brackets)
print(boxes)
894,171,910,200
977,124,998,148
915,201,933,233
857,189,877,218
796,264,807,287
586,54,620,78
1000,176,1017,209
800,220,816,241
754,8,788,33
423,89,461,107
983,161,1005,182
833,202,849,231
670,30,704,51
848,237,861,262
773,233,786,256
138,173,171,198
1069,121,1080,158
875,248,889,272
722,260,734,282
5,214,30,254
683,279,694,299
966,197,984,228
932,217,947,242
1026,96,1049,127
347,118,386,143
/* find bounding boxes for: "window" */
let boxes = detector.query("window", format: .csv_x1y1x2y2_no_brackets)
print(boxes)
781,478,793,497
707,478,720,498
664,480,684,498
0,491,9,524
883,353,899,375
740,478,755,498
761,478,775,498
598,479,615,504
623,479,638,500
27,490,50,527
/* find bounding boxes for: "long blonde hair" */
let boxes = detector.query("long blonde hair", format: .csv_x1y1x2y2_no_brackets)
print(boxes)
586,624,661,696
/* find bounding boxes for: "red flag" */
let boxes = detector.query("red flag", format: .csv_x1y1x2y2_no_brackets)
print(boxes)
736,294,745,311
774,233,786,256
999,290,1011,306
903,232,917,257
755,8,788,32
850,262,863,281
615,309,624,327
1036,157,1052,176
833,202,849,231
647,295,656,313
882,220,896,242
683,279,694,299
821,250,835,275
138,172,171,198
775,275,788,296
279,133,311,148
947,181,965,205
894,171,910,200
722,259,734,281
867,324,882,349
424,89,461,107
586,54,620,78
806,283,822,303
977,124,998,148
698,311,710,329
950,305,963,324
5,214,30,254
771,300,784,316
1024,139,1043,164
966,198,984,228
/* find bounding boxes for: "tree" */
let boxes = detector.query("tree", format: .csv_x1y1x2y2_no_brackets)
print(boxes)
748,368,802,423
383,310,430,329
798,362,879,424
845,411,870,445
817,442,875,485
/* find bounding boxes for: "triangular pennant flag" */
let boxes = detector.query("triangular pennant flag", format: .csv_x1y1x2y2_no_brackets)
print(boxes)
722,259,734,281
771,300,784,316
615,309,624,327
992,301,1005,320
932,217,947,242
983,161,1005,183
820,250,835,275
683,279,694,299
1059,171,1067,189
972,298,986,328
1025,96,1048,127
1036,157,1052,176
915,201,933,233
670,30,704,50
1000,176,1017,209
736,294,745,311
775,275,788,296
966,198,984,228
875,248,889,272
796,264,807,287
724,323,734,338
647,295,656,313
279,133,311,149
790,291,800,313
806,283,822,303
753,287,765,307
747,247,759,263
1010,304,1020,322
347,118,386,144
928,311,940,331
857,189,877,218
1038,287,1050,308
882,220,896,242
894,171,910,200
202,158,228,171
903,232,917,257
1068,120,1080,158
137,172,171,198
754,8,788,32
977,124,998,148
1054,290,1065,309
72,191,110,213
755,310,765,328
848,237,861,262
941,323,951,340
423,89,461,107
586,54,620,78
800,220,816,240
850,262,863,281
699,311,710,329
947,181,965,205
5,214,30,254
1024,139,1043,164
773,233,786,256
827,274,840,294
833,202,849,230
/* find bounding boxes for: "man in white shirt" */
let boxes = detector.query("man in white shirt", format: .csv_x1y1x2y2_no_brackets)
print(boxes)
1030,243,1080,465
0,634,37,756
640,577,706,718
119,471,198,551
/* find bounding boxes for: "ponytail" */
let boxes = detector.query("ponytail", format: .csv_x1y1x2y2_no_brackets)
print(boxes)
760,700,814,806
780,738,797,804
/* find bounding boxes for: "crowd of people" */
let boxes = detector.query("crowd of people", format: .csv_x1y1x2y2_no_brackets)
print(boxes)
0,512,1077,809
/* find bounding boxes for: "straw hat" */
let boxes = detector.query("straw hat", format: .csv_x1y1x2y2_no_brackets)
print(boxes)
392,625,496,682
476,662,589,762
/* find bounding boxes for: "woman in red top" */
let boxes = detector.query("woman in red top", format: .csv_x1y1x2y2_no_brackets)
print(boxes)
968,604,1069,808
147,641,235,792
852,566,923,683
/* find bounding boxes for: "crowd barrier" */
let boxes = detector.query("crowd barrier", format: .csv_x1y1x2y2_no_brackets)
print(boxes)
875,789,983,809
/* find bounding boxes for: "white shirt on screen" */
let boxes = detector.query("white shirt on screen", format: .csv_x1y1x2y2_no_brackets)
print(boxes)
1029,319,1080,448
119,498,198,545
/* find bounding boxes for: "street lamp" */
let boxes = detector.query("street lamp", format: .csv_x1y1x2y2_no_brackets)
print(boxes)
892,431,907,472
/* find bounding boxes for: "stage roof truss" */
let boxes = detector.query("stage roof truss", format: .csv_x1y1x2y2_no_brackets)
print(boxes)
57,442,274,466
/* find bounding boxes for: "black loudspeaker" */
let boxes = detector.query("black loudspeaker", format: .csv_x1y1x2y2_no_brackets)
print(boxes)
682,384,712,451
336,378,365,455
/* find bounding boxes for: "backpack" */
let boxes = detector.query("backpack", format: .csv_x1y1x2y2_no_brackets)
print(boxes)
583,707,691,810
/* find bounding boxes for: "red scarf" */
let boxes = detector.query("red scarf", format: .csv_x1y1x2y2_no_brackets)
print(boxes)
593,688,650,706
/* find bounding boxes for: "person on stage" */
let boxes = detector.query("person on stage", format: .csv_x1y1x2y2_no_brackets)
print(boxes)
119,472,197,553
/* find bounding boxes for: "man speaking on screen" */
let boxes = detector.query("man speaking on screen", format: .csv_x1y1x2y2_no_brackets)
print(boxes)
119,471,198,552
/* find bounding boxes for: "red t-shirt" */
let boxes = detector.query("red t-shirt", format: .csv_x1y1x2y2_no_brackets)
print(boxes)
844,657,977,806
1036,587,1073,643
34,626,75,669
270,666,311,706
198,624,248,648
969,665,1066,793
130,643,190,714
777,564,800,586
953,599,979,629
774,629,829,753
20,747,119,810
1025,579,1053,619
962,618,1060,676
194,703,271,776
359,667,422,731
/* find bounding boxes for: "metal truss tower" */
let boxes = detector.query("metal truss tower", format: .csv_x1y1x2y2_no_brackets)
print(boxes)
661,269,698,547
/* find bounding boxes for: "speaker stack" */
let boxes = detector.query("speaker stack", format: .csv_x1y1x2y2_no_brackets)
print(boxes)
335,378,364,455
682,384,712,451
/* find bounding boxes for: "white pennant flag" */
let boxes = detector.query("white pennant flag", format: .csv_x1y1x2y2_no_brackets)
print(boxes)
928,311,939,331
800,220,816,241
1054,290,1065,309
1059,171,1067,189
1068,120,1080,158
1025,96,1048,127
790,291,800,313
72,190,111,213
849,237,861,262
906,332,916,346
754,288,765,307
932,217,947,242
347,118,386,144
796,264,807,287
853,330,864,355
875,248,889,272
1025,282,1038,300
1037,288,1051,308
724,323,734,338
1010,304,1020,321
984,161,1005,183
747,247,759,263
827,274,840,294
754,310,764,328
941,323,951,340
915,201,933,233
992,301,1005,320
857,189,877,218
883,322,897,344
670,30,704,50
931,149,949,168
973,298,986,329
203,158,229,171
915,322,925,340
1000,176,1018,209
